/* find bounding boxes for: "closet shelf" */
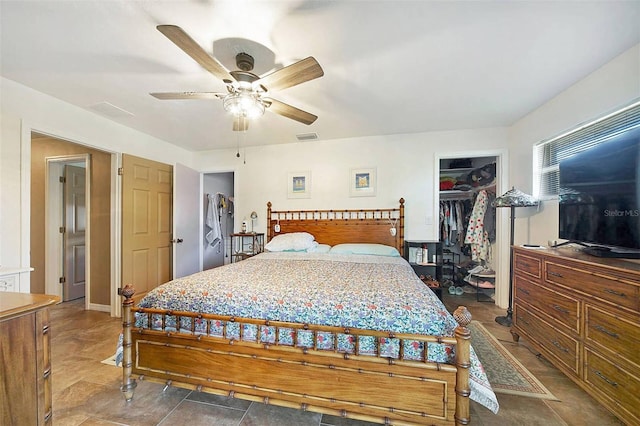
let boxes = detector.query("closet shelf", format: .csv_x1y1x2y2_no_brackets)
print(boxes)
440,190,474,200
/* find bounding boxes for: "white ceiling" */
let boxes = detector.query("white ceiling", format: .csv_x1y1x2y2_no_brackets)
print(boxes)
1,1,639,152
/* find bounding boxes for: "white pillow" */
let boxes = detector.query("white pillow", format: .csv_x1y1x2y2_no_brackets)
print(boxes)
306,243,332,254
265,232,316,252
329,243,401,257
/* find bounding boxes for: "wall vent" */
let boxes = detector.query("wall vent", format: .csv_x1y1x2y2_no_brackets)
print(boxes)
296,132,319,142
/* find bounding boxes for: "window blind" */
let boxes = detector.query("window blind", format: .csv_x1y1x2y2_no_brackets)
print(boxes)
534,100,640,198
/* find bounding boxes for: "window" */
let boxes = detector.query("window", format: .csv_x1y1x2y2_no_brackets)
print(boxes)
534,100,640,199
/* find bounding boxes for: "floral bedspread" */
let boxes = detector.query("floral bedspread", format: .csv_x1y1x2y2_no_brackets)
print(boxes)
136,252,499,413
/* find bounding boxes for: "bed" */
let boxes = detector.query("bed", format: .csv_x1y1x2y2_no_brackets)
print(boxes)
119,199,498,425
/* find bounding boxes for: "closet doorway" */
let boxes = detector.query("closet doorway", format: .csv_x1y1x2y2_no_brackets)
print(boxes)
436,151,507,307
203,172,234,270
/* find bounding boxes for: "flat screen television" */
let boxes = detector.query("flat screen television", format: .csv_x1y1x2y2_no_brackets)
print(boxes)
558,125,640,258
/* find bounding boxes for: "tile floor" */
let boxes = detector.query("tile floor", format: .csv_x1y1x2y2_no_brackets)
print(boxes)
49,292,624,425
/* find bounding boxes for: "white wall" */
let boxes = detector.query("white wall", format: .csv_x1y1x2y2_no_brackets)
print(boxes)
509,43,640,247
193,128,509,241
0,77,196,274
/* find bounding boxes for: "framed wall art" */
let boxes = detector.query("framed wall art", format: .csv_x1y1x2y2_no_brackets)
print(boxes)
287,171,311,198
349,167,376,197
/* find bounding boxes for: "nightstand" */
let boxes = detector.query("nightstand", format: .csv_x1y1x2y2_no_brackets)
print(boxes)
230,233,264,263
404,240,443,300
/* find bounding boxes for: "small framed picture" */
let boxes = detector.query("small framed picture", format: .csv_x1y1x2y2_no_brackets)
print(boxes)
349,167,376,197
287,171,311,199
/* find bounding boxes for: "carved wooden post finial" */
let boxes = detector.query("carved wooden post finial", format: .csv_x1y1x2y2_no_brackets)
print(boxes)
453,306,472,328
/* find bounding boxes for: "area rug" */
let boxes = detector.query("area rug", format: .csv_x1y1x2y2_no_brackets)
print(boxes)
469,321,557,400
101,355,117,366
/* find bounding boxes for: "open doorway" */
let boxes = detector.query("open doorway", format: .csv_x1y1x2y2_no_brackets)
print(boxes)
203,172,234,270
31,132,113,312
435,150,509,308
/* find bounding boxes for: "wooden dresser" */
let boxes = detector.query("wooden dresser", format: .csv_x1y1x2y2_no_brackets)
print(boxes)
0,292,59,425
511,246,640,426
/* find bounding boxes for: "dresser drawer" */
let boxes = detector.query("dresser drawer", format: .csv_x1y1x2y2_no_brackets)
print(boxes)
0,275,17,292
514,251,542,280
584,348,640,426
545,261,639,312
514,274,580,333
585,305,640,368
513,303,580,376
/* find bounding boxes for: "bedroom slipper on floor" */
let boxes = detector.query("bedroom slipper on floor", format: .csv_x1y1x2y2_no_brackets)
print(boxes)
448,286,464,295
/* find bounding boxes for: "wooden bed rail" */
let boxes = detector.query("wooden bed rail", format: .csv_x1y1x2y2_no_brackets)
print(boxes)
120,284,472,425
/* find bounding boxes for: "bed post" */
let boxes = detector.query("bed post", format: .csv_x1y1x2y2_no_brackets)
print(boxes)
119,284,137,401
398,198,405,256
267,201,272,242
453,306,472,425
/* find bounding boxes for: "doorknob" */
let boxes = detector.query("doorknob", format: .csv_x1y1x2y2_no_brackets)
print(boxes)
171,238,184,244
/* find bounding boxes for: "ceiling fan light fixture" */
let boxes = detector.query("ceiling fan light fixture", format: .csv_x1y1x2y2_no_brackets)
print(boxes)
223,92,265,119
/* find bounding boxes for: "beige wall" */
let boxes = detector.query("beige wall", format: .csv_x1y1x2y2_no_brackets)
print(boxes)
30,136,112,305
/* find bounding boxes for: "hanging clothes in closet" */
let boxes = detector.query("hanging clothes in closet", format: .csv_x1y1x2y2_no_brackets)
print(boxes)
464,189,496,263
206,193,228,251
440,198,472,247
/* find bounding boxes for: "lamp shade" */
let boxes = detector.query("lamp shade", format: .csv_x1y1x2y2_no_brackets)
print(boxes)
492,187,539,208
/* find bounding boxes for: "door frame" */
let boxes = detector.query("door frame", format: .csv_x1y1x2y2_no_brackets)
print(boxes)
44,154,90,307
434,149,509,308
22,122,120,316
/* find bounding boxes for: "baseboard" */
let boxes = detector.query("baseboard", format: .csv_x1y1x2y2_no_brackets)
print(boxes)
89,303,110,313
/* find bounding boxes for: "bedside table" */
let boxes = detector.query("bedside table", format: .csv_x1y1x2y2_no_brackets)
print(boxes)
230,233,264,263
404,240,444,301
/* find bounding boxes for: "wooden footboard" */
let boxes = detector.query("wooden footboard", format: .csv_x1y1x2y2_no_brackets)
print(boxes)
120,285,472,425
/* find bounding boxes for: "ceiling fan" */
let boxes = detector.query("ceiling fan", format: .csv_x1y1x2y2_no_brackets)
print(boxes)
151,25,324,131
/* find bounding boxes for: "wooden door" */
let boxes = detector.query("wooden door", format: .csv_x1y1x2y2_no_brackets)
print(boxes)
121,154,173,298
63,164,86,301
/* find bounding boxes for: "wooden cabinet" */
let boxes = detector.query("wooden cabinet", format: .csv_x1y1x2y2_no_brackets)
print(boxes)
511,247,640,426
0,292,59,425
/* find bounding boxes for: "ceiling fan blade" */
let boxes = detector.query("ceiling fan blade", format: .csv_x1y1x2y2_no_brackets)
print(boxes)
157,25,235,83
257,57,324,92
264,98,318,125
233,116,249,131
150,92,225,100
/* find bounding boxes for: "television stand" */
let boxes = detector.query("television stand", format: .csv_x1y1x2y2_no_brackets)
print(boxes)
582,245,640,259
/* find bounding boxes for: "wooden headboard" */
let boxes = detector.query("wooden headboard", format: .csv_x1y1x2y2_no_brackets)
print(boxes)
266,198,405,256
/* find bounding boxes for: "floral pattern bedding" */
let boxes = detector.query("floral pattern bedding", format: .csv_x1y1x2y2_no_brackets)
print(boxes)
136,252,499,413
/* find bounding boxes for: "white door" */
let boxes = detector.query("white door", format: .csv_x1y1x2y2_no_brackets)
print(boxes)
173,163,201,278
63,164,86,301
